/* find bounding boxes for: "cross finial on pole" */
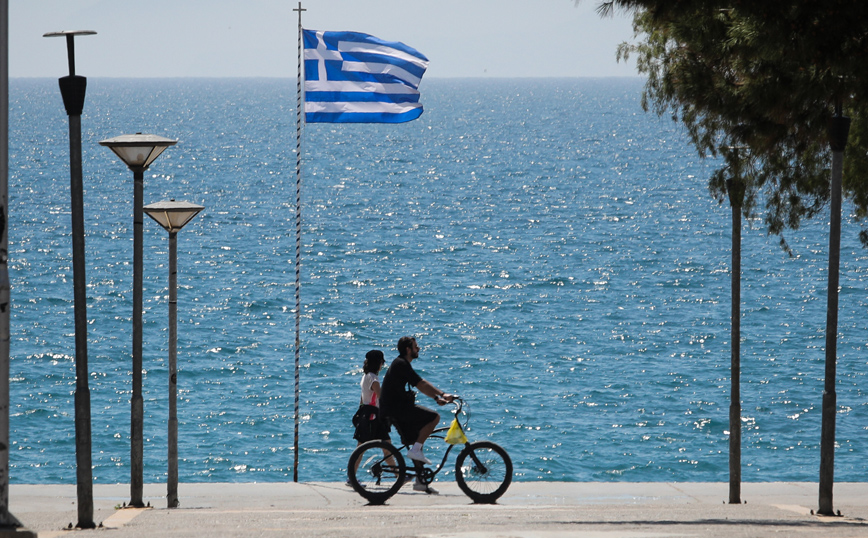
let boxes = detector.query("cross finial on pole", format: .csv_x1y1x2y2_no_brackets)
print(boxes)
294,1,306,27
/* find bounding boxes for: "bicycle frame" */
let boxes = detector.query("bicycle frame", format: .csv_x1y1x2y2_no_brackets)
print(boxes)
392,398,481,482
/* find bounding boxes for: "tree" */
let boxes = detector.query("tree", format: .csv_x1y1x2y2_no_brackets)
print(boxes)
603,0,868,247
593,0,868,516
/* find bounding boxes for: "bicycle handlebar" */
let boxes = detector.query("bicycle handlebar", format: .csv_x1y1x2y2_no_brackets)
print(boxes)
451,396,470,428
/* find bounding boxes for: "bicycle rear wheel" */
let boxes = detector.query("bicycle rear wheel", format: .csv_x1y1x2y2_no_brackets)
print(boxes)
348,440,406,504
455,441,512,503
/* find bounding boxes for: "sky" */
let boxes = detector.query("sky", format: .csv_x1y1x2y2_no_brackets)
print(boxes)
11,0,638,79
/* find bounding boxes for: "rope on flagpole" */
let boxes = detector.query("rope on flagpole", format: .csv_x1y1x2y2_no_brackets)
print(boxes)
292,0,305,483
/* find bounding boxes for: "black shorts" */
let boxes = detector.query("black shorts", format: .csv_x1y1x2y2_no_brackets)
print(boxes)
390,405,439,445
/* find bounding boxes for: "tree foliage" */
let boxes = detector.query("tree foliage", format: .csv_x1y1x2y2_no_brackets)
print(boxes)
596,0,868,248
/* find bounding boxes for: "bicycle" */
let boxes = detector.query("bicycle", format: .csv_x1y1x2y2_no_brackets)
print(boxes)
347,397,512,505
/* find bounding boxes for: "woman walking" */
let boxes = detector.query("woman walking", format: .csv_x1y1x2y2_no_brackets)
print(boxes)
349,350,391,483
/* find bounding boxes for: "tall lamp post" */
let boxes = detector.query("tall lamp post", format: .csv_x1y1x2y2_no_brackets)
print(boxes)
725,146,746,506
819,101,850,516
143,200,203,509
44,28,96,529
0,4,31,533
99,134,176,508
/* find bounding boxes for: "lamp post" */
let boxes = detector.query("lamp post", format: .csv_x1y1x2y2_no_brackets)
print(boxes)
143,200,203,509
44,28,96,529
819,100,850,516
725,146,747,506
99,134,176,508
0,4,31,534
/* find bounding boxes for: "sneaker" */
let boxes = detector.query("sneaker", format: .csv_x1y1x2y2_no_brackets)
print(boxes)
413,482,439,494
345,479,353,487
406,446,431,465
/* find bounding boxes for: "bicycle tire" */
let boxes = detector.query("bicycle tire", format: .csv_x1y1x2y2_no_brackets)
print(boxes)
347,440,406,504
454,441,512,503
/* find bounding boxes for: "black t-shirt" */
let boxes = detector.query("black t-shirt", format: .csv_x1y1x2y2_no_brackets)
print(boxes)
379,356,422,417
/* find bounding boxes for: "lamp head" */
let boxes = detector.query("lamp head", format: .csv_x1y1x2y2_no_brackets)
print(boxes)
43,30,96,77
99,133,177,171
43,30,97,38
143,200,205,233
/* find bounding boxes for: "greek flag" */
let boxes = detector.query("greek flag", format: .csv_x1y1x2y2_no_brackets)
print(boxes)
303,29,429,123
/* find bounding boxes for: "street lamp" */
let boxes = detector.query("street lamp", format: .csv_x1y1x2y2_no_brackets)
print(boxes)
44,28,96,529
0,5,31,533
143,200,203,509
725,145,747,506
99,133,176,508
819,100,850,516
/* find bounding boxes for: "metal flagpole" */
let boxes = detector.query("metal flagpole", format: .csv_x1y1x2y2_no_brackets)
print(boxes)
292,0,306,483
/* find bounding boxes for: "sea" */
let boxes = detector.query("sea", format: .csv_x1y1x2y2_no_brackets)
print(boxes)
8,77,868,485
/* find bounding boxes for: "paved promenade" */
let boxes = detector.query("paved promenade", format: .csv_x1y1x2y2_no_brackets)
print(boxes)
7,481,868,537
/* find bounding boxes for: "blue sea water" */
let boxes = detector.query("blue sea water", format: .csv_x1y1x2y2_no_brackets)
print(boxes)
8,77,868,485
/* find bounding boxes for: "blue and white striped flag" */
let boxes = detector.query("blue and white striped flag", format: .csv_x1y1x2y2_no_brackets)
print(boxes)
303,29,429,123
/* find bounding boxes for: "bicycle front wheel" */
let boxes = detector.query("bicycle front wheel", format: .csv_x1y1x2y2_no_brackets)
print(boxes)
455,441,512,503
348,440,406,505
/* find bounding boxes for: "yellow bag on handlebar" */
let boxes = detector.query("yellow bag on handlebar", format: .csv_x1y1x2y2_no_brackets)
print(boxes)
445,418,467,445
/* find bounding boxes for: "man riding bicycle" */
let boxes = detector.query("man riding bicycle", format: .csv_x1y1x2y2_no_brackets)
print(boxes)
379,336,455,494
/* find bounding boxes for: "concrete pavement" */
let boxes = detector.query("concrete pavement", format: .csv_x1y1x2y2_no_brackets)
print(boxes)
7,481,868,537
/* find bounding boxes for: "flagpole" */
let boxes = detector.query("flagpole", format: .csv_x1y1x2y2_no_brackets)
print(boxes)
292,1,305,483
